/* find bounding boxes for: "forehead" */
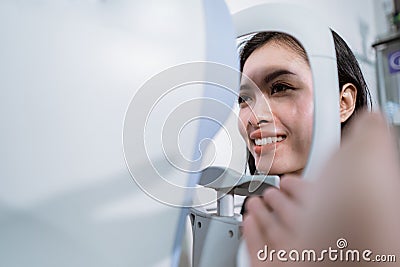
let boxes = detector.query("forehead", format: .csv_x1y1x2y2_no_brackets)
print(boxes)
242,41,310,79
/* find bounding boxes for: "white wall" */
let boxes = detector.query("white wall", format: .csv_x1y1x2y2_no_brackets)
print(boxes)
0,1,206,266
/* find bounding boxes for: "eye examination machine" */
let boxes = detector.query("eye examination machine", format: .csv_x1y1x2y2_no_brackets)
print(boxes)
124,1,340,266
168,2,341,267
125,0,341,266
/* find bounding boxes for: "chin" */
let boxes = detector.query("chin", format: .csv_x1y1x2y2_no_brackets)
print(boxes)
255,158,302,176
253,157,273,174
271,164,305,176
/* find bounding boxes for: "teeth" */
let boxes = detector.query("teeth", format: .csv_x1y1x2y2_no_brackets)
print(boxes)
254,136,284,146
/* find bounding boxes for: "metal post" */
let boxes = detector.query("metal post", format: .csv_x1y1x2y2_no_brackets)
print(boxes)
217,191,234,217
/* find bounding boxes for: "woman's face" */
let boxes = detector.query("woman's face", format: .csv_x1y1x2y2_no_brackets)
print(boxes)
238,41,313,175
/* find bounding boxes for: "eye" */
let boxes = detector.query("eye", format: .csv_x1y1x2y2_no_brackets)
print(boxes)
238,95,252,107
270,83,294,95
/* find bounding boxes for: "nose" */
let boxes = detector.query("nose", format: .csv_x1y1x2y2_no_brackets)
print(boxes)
248,97,273,127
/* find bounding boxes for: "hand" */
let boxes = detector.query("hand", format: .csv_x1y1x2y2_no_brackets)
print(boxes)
241,112,400,266
242,176,311,266
297,112,400,266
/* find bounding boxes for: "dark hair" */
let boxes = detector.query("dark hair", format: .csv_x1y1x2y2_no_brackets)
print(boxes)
239,30,372,175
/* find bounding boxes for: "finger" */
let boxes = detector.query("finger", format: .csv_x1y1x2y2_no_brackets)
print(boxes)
262,187,297,229
245,197,277,237
242,215,267,264
279,175,310,204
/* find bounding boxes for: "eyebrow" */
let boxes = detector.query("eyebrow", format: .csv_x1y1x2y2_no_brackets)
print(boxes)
239,84,252,91
264,69,296,84
240,69,296,92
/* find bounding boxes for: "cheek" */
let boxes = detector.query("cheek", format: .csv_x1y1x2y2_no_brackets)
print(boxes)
290,97,314,142
278,95,314,135
295,102,313,126
300,95,314,130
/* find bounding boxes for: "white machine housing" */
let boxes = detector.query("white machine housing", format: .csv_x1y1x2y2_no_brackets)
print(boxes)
189,3,341,267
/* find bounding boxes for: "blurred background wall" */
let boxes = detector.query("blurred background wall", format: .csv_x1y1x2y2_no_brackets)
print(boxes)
0,1,393,266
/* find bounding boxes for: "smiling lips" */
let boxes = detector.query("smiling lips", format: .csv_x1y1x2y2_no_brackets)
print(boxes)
250,133,286,154
254,136,284,145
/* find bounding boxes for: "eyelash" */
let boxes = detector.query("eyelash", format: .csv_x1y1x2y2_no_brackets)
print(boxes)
270,82,294,95
238,82,294,106
238,95,250,105
238,95,252,107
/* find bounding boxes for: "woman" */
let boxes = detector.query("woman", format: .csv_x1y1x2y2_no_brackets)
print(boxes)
237,30,374,265
238,30,371,177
